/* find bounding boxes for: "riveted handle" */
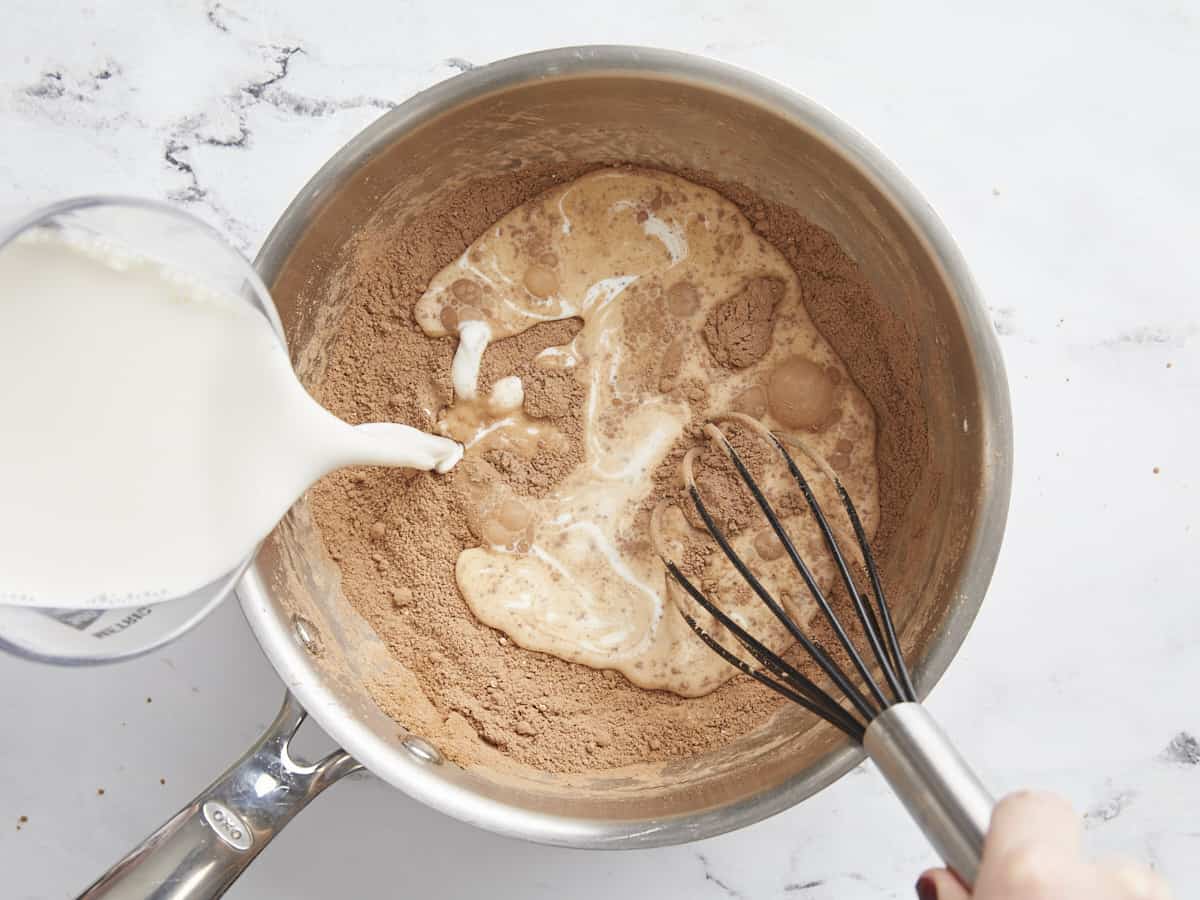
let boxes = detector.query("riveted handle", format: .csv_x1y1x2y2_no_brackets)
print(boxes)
78,693,361,899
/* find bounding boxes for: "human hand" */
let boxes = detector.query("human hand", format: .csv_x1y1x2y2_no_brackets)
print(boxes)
915,791,1172,899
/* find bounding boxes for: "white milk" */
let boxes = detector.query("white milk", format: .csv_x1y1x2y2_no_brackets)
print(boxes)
0,231,462,609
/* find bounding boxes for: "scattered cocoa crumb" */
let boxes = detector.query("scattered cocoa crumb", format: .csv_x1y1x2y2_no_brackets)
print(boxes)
524,368,580,420
97,788,105,796
703,276,784,367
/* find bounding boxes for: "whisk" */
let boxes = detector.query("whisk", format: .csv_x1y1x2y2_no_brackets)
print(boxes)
652,413,994,887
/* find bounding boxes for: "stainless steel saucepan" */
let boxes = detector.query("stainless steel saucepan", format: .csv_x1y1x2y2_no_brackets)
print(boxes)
81,45,1012,899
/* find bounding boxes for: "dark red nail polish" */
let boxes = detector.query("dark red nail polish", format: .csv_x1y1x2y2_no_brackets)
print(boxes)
915,875,937,900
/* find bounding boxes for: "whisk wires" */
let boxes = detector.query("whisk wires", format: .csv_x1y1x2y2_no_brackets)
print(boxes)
654,414,916,744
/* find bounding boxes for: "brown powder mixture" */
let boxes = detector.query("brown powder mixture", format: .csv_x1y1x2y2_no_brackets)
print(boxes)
702,275,784,369
309,162,926,773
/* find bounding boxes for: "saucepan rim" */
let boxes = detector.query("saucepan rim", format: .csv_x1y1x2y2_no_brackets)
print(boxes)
241,44,1012,849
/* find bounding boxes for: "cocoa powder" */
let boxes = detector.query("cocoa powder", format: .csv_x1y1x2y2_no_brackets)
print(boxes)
702,275,784,368
309,161,927,773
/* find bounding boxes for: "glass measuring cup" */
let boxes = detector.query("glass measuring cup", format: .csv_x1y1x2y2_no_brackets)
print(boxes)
0,197,284,664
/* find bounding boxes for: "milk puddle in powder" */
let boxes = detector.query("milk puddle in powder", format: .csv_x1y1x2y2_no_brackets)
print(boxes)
413,167,881,697
0,230,461,610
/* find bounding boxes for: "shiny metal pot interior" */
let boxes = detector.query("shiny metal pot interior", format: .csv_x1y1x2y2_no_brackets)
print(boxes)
242,46,1011,849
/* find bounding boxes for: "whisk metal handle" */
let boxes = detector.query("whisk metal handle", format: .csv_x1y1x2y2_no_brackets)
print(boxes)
864,702,994,887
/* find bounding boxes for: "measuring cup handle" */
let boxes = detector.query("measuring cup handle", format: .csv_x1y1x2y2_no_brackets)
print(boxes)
77,692,361,900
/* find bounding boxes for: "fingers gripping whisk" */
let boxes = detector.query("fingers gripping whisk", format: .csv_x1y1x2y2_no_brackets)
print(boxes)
651,413,917,744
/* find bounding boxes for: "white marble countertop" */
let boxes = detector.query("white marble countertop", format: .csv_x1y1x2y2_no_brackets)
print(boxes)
2,2,1198,898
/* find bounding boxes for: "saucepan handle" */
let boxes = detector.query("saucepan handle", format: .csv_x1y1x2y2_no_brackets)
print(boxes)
78,693,361,899
863,702,995,888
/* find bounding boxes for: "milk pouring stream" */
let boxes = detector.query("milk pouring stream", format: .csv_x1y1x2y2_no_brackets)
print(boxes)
0,231,462,609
